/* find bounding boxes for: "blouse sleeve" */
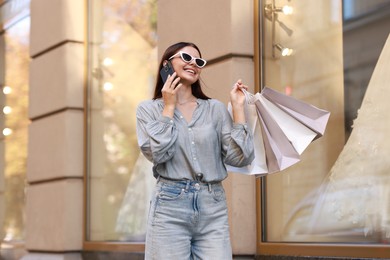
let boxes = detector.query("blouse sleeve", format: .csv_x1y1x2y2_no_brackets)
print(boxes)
136,101,178,163
220,103,255,167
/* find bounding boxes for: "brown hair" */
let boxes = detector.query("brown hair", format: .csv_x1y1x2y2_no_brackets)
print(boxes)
153,42,210,100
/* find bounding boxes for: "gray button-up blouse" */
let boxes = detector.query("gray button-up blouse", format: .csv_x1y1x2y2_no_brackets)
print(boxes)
136,98,255,183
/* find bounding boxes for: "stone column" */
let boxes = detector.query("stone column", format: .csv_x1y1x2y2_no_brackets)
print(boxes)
158,0,257,255
23,0,86,259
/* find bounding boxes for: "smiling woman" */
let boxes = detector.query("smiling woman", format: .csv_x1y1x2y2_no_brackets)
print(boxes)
136,41,254,259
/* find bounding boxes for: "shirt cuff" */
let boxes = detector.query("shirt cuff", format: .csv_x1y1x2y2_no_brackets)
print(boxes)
159,115,175,125
232,123,248,131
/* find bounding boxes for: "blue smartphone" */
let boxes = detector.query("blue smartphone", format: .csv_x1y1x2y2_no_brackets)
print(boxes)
159,61,175,83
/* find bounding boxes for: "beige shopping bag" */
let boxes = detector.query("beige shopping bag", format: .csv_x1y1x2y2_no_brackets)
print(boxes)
227,87,330,175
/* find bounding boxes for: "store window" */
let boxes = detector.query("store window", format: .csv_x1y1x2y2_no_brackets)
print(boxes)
343,0,390,20
343,0,390,136
0,0,30,244
86,0,157,243
259,0,345,243
259,0,390,255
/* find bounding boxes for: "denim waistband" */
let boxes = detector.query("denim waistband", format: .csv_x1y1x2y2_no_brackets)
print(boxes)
157,175,222,192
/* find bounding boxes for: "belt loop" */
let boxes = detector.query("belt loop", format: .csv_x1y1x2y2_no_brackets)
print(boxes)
157,175,161,183
208,183,212,193
185,180,190,191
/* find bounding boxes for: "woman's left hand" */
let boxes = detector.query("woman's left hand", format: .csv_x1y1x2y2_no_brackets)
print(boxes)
230,79,248,107
230,79,248,124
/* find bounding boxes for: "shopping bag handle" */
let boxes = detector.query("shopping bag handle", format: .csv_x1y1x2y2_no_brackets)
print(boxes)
241,88,257,104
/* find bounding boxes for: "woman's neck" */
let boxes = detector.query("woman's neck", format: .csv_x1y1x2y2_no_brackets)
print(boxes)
176,85,195,105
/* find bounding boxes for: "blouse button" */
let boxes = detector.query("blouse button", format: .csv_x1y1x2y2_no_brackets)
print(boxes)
188,128,192,131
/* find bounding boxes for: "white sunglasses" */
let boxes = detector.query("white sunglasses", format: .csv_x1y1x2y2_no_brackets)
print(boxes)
168,51,207,68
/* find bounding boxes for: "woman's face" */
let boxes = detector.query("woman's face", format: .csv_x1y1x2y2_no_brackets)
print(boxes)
169,46,203,85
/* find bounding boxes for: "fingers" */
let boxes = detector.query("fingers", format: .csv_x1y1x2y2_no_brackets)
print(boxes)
232,79,249,92
171,76,182,89
162,73,175,89
161,73,182,107
240,84,249,91
232,79,242,89
230,79,249,107
163,72,182,90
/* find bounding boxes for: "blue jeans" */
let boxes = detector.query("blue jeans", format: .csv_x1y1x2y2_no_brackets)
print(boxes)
145,177,232,260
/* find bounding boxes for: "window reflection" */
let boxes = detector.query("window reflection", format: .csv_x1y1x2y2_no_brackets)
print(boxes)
343,0,390,20
261,0,390,244
0,16,30,241
261,0,345,242
283,37,390,242
87,0,157,241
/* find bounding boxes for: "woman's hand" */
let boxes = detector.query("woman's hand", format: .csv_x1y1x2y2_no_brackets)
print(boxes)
230,79,248,124
161,72,182,118
230,79,248,107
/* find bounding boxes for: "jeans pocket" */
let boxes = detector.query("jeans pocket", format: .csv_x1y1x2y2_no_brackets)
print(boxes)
212,187,226,202
158,186,185,201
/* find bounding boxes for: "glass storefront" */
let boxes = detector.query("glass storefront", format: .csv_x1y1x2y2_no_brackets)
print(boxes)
86,0,157,242
83,0,390,256
260,0,390,245
343,0,390,20
0,0,30,243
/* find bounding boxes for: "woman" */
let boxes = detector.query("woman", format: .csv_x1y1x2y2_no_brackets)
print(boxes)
136,42,254,259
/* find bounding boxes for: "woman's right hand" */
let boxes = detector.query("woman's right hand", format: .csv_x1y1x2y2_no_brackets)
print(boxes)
161,72,182,118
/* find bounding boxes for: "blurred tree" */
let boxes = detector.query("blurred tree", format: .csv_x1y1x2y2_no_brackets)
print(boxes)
2,17,30,241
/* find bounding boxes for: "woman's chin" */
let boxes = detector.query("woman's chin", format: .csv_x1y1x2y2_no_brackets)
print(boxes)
179,77,198,86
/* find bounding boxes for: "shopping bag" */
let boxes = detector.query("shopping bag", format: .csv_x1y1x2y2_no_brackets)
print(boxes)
227,102,269,174
261,87,330,139
227,86,330,175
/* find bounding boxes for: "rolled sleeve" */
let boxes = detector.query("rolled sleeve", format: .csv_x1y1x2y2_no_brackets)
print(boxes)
219,103,255,167
225,123,255,167
136,102,178,163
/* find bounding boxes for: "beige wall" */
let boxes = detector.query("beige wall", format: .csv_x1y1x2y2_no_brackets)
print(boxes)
23,0,85,258
158,0,257,254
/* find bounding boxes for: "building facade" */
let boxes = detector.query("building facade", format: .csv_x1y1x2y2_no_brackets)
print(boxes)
1,0,390,259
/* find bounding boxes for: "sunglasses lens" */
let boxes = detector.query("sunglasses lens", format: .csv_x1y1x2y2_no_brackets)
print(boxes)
195,59,206,68
179,52,206,68
181,53,192,62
